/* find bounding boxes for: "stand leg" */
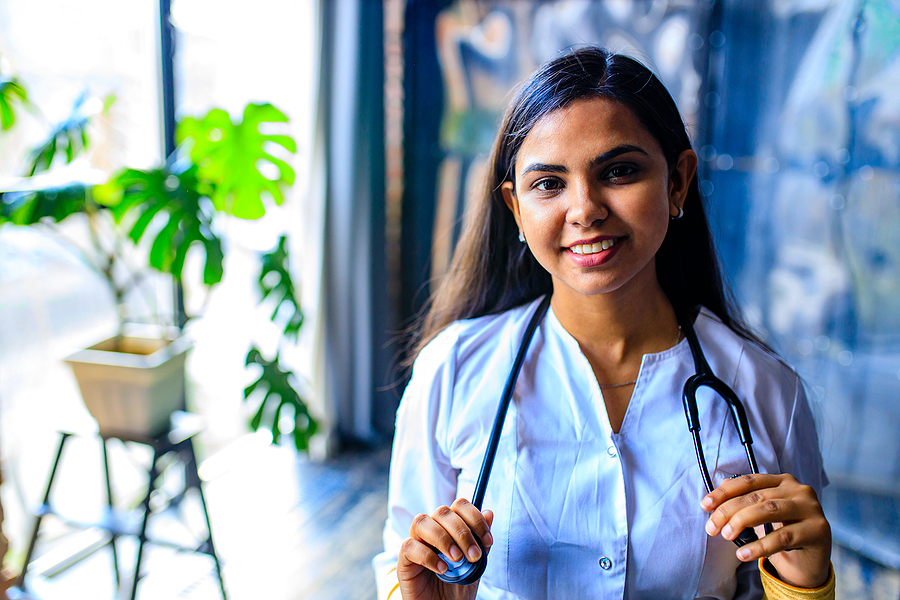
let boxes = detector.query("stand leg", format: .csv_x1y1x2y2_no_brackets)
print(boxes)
101,438,121,589
185,440,227,599
130,446,161,600
16,432,70,592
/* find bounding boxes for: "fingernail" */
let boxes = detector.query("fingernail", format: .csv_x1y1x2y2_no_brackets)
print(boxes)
722,524,734,539
437,560,448,574
449,545,462,561
705,519,717,535
700,497,713,509
467,545,482,562
484,532,494,547
737,548,751,561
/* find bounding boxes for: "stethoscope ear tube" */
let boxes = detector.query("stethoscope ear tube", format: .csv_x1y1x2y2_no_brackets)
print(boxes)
435,295,552,586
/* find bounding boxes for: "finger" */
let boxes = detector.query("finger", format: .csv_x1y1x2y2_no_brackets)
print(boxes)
433,499,485,562
705,477,818,539
701,473,785,512
704,485,772,538
410,511,465,564
452,499,494,549
481,510,496,550
705,492,782,539
399,536,449,576
724,495,823,542
733,520,827,563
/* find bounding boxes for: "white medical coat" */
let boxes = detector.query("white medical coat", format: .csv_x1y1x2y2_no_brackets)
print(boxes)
374,298,827,599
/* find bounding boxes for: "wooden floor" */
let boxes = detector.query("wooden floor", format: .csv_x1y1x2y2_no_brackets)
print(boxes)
290,443,392,600
11,438,392,600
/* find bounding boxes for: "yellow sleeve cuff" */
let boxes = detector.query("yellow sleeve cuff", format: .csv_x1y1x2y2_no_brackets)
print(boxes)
386,582,401,600
382,567,400,600
759,559,835,600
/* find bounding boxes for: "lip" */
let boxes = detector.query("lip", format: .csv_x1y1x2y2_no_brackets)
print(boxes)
565,235,623,267
566,235,619,248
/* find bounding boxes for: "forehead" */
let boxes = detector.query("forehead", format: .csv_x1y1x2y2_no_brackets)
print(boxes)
516,97,661,164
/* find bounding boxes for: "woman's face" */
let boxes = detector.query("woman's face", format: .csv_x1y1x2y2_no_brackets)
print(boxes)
501,97,696,303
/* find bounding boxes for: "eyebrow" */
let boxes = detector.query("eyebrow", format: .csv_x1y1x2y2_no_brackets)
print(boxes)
519,144,649,178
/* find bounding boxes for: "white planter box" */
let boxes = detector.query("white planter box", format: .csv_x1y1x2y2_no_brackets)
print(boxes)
65,332,192,438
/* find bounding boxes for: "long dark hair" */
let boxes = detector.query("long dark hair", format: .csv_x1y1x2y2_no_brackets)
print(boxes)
409,46,760,361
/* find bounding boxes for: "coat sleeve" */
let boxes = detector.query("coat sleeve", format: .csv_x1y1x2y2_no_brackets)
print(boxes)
372,331,461,600
779,377,829,494
758,374,833,599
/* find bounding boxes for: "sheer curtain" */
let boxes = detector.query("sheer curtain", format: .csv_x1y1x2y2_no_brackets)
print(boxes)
312,0,388,449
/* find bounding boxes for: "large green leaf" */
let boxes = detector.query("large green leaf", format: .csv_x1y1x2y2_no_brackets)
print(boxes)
0,76,28,131
243,345,317,452
177,103,296,220
97,165,224,285
257,235,303,341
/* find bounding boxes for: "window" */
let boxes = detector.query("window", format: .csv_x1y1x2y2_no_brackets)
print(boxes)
0,2,319,592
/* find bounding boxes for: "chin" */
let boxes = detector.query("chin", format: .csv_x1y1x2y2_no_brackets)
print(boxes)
550,267,659,300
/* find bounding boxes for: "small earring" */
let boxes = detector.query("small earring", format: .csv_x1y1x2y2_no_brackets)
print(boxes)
670,206,684,221
518,231,526,243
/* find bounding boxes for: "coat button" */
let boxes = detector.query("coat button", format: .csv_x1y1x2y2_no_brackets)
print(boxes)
599,557,612,570
606,446,617,458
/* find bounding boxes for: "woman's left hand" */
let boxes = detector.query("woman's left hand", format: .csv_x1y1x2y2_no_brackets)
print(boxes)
701,473,832,589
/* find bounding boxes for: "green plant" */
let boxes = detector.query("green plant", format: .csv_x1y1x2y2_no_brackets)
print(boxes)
0,67,28,131
0,73,317,451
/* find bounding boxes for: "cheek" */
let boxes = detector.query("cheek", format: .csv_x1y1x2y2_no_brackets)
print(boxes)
521,207,563,241
631,188,672,226
638,207,670,240
646,210,674,253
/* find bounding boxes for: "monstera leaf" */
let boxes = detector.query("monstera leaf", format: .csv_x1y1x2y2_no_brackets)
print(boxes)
0,183,91,225
177,103,296,219
244,345,318,451
258,235,303,341
96,165,224,285
0,75,28,131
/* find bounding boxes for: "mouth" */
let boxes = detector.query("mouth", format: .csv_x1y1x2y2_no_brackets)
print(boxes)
568,237,620,255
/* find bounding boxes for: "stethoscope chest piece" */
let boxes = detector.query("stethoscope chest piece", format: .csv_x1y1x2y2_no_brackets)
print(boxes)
435,536,487,585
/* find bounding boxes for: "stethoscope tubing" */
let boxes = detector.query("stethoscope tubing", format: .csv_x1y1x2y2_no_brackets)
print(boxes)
678,310,773,541
471,294,552,510
435,295,551,585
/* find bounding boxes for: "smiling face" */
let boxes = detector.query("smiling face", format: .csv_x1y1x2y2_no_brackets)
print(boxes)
501,97,696,307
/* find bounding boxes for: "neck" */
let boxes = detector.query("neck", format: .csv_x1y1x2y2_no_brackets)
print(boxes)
550,276,680,365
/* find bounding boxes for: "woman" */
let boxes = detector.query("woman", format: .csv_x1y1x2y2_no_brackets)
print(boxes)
374,46,833,600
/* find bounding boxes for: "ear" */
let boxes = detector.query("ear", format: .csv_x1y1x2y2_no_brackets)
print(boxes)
668,149,697,217
501,181,523,231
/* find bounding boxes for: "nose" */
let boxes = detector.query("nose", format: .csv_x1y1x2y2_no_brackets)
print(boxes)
566,180,608,227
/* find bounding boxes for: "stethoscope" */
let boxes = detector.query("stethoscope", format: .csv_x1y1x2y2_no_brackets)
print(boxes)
437,294,773,585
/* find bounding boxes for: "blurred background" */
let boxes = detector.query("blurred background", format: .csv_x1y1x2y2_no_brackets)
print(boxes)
1,0,898,598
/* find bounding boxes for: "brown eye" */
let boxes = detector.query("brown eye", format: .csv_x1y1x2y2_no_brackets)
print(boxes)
605,164,638,180
534,177,563,192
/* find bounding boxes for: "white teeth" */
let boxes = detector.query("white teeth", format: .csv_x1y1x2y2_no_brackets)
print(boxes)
571,238,618,255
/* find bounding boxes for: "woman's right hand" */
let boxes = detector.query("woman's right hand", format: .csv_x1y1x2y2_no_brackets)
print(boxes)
398,498,494,600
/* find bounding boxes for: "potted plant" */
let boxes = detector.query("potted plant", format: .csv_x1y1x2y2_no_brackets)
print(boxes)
0,71,317,449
